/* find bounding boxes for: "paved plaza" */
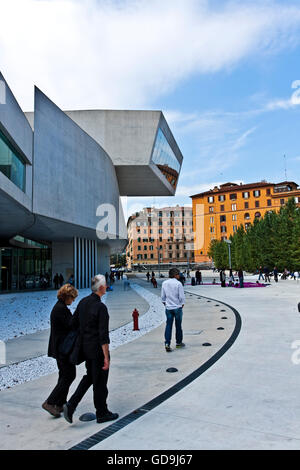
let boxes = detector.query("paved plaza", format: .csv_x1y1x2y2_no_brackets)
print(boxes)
0,271,299,450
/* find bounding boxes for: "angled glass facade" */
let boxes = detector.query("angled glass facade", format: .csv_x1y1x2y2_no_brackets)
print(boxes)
151,128,180,189
0,128,25,191
0,237,51,292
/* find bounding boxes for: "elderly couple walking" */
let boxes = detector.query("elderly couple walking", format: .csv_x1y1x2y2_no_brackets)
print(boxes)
42,275,118,424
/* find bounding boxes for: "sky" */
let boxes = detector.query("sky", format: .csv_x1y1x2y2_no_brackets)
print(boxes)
0,0,300,220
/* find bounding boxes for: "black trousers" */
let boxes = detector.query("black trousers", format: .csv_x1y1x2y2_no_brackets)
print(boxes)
47,357,76,407
67,358,109,418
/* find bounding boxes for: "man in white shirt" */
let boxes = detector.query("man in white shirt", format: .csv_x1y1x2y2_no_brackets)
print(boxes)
161,268,185,352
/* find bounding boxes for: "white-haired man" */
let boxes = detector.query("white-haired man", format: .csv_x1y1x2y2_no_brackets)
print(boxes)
63,275,118,424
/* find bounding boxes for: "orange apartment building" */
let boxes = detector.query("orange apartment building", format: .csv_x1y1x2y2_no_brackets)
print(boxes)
126,206,194,269
191,181,300,264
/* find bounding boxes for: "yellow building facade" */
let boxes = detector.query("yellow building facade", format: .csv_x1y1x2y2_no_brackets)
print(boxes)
191,181,300,264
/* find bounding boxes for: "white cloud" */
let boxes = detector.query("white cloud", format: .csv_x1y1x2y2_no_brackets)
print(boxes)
266,79,300,110
232,127,257,151
175,181,239,197
1,0,300,109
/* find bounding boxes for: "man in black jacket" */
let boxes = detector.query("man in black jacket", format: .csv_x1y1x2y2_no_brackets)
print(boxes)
63,274,118,424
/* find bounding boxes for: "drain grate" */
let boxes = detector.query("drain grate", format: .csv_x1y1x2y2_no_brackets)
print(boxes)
217,327,225,330
202,343,212,347
70,293,242,451
166,368,178,373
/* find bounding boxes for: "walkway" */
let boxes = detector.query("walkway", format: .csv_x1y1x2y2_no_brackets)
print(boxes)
0,273,299,449
0,278,233,450
92,275,300,450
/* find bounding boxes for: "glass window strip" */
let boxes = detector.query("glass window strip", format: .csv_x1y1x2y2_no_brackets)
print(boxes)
0,128,26,191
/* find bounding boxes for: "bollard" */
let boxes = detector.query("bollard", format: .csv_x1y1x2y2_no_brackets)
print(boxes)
132,308,140,331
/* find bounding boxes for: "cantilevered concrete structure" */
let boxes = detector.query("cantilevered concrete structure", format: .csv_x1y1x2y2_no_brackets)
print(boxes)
0,72,183,291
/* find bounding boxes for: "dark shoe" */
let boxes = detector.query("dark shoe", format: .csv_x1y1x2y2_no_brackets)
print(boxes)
42,401,61,418
176,343,186,348
55,405,63,413
96,411,119,423
63,403,74,424
165,344,172,352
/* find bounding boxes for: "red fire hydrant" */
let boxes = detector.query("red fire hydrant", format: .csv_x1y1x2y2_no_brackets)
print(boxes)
132,308,140,331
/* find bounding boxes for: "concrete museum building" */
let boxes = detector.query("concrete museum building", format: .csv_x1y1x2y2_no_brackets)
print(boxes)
0,72,183,292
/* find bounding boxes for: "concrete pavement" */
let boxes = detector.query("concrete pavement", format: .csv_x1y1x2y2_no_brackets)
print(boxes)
0,271,300,449
0,276,235,450
92,273,300,450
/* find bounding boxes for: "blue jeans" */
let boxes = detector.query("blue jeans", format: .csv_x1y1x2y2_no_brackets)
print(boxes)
164,308,183,346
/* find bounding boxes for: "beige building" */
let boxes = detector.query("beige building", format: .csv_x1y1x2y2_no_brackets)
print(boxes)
126,205,194,269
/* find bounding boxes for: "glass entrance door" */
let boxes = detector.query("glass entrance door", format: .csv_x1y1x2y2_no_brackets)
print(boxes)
0,248,12,291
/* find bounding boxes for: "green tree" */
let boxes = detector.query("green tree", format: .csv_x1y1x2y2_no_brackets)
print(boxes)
208,198,300,272
208,239,228,269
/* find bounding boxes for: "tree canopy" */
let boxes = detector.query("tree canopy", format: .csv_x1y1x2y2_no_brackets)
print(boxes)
208,198,300,272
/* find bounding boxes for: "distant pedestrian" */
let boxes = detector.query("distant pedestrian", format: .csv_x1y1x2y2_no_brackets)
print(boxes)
273,267,279,283
123,274,130,291
258,266,264,281
53,273,59,290
179,272,185,286
282,268,289,280
151,275,158,288
264,266,270,283
146,272,150,282
195,270,202,285
161,268,185,352
109,272,115,284
220,269,226,287
59,274,64,287
68,274,74,286
42,284,78,418
238,269,244,288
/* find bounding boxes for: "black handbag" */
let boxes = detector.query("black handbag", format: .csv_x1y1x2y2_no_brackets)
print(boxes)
69,332,85,365
59,330,79,356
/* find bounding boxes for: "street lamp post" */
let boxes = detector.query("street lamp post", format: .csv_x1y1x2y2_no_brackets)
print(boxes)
224,239,232,270
157,238,161,278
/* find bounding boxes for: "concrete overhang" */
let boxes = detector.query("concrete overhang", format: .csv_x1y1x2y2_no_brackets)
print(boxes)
21,214,127,252
26,109,183,197
0,186,34,239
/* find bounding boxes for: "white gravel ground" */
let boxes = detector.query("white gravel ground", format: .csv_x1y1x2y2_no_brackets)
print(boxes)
0,284,165,391
0,289,93,341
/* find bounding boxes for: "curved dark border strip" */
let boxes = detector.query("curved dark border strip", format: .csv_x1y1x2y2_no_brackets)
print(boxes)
70,291,242,450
